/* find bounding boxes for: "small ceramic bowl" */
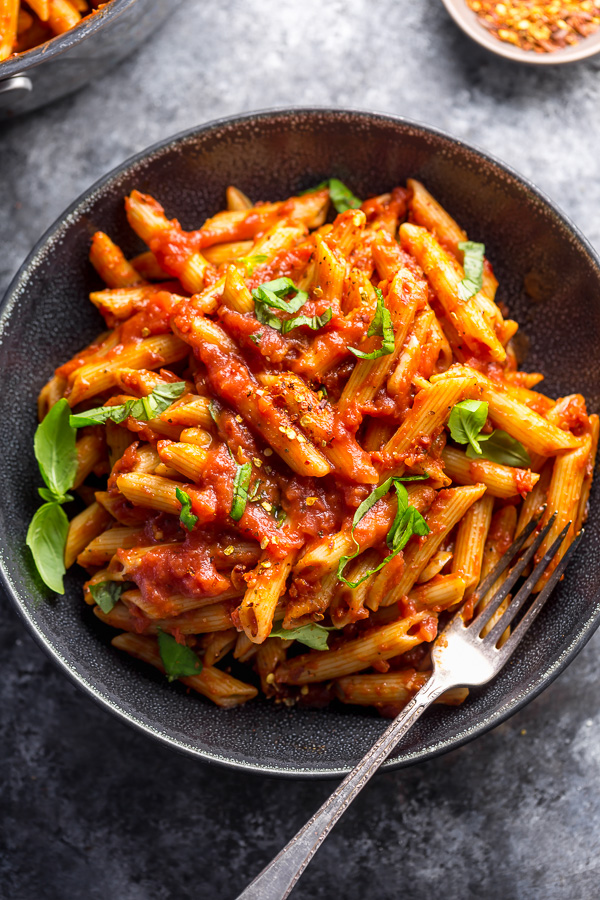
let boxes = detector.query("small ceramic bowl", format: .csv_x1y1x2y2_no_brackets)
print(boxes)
2,108,600,777
440,0,600,64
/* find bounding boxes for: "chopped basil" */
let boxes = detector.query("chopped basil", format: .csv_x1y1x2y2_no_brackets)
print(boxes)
89,580,134,614
34,398,77,502
457,241,485,302
328,178,362,214
337,477,430,588
269,622,336,651
281,307,332,334
249,332,263,346
301,179,362,214
448,400,489,456
248,480,262,501
157,628,203,681
237,253,268,276
466,430,531,467
252,277,310,333
349,288,395,360
251,277,332,335
69,381,186,428
252,278,308,314
26,502,69,595
230,461,253,521
175,487,198,531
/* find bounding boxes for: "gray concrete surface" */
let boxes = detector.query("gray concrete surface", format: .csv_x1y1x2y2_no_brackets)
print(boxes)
2,2,600,898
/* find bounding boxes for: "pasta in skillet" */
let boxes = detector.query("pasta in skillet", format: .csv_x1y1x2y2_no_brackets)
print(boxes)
30,177,597,715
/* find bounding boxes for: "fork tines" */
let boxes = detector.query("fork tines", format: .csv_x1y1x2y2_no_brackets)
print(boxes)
464,511,583,654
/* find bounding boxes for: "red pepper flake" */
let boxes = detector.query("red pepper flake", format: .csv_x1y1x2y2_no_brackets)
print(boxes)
466,0,600,52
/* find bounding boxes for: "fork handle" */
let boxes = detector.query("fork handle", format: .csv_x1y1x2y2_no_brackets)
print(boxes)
235,674,447,900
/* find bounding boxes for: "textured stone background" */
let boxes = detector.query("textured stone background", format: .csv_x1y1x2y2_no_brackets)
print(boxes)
2,2,600,898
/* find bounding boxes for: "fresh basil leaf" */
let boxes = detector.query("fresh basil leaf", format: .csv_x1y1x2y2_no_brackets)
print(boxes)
392,475,429,481
26,502,69,594
70,399,134,427
386,483,429,553
254,302,286,331
249,332,263,346
457,241,485,302
349,288,395,360
238,253,268,276
69,381,185,428
300,178,361,213
281,307,332,334
328,178,362,214
175,487,198,531
34,398,78,500
466,430,531,467
147,382,187,414
269,622,336,651
38,486,73,503
252,278,308,314
230,461,253,522
448,400,489,455
336,476,429,588
89,580,134,614
157,628,203,682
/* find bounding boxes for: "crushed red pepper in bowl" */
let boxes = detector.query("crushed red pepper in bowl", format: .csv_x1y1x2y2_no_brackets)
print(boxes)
466,0,600,52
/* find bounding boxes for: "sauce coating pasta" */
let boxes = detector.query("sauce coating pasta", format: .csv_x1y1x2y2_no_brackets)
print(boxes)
36,177,597,715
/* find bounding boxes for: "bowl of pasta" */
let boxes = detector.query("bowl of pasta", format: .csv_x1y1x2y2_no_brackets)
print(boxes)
0,0,174,119
1,108,600,776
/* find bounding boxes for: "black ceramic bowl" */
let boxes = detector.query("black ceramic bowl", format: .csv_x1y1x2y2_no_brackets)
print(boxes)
0,0,175,120
1,109,600,777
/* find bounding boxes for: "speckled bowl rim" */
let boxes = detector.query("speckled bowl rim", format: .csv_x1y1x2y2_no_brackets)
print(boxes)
2,107,600,778
440,0,600,65
0,0,139,80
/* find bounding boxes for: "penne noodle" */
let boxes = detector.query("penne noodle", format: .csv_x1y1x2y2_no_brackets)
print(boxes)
336,669,469,708
400,223,506,363
77,525,145,568
534,433,591,590
373,484,487,607
451,494,494,594
475,505,518,641
417,549,453,583
384,372,478,465
65,502,113,569
111,632,257,707
202,629,238,666
442,445,540,498
67,334,189,406
275,612,435,685
337,263,426,416
89,232,145,289
409,572,467,610
238,551,297,643
0,0,19,60
116,472,183,514
408,178,499,303
431,365,579,456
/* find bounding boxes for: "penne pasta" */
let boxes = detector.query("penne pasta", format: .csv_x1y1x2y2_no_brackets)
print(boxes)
29,179,593,717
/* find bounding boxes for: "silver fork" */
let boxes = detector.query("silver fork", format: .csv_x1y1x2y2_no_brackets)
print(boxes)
235,511,582,900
